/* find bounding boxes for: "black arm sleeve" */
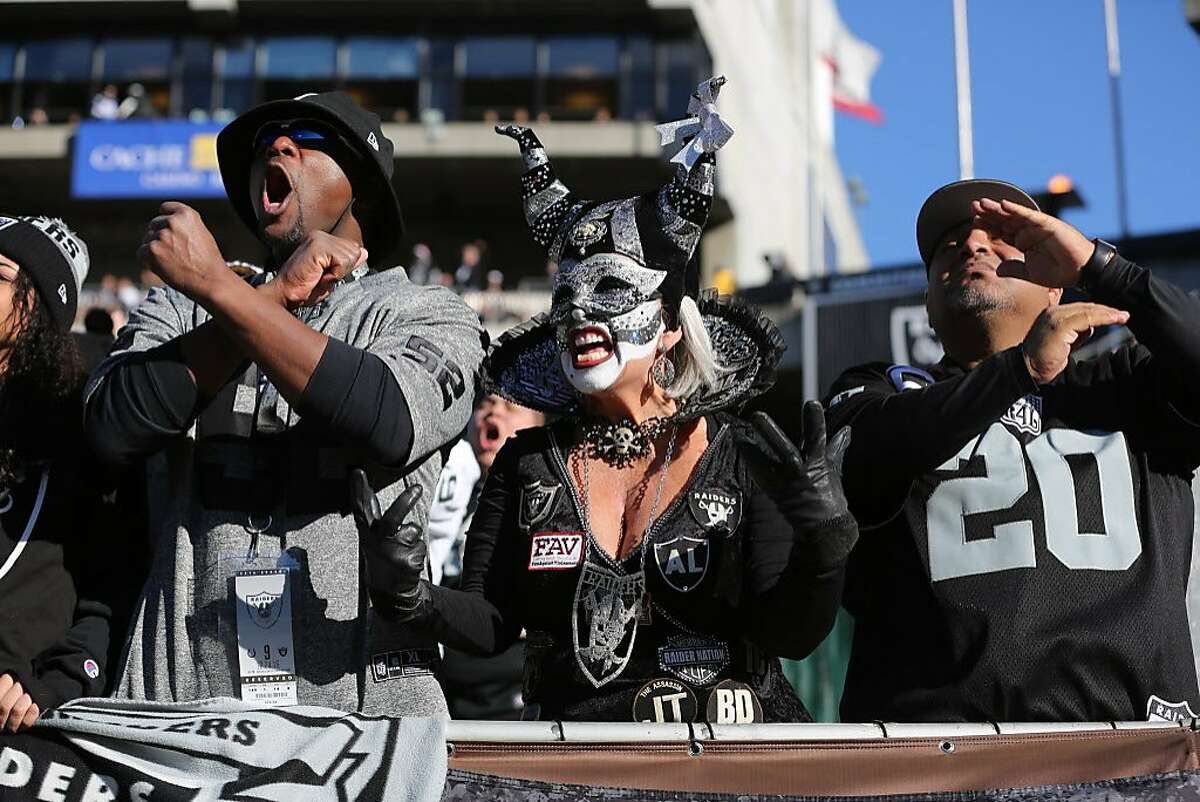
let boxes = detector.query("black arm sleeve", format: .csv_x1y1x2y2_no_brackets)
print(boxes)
17,599,110,710
424,442,524,656
824,346,1037,527
84,340,200,465
740,487,856,660
1083,253,1200,406
296,338,415,465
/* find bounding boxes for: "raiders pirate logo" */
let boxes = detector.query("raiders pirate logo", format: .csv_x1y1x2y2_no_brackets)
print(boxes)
688,489,741,536
657,635,730,687
653,534,709,592
245,591,283,629
1001,393,1042,436
572,562,644,687
632,678,698,723
1146,694,1198,723
519,480,561,531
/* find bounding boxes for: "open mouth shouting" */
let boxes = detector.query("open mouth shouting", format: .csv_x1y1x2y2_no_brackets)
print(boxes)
261,162,294,218
569,325,614,369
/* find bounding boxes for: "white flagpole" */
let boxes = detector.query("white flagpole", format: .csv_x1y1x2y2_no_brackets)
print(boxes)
1104,0,1131,237
952,0,974,180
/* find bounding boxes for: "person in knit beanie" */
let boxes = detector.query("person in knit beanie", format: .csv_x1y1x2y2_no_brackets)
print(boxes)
0,216,120,732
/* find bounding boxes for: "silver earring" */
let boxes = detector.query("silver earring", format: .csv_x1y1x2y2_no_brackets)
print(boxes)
652,353,676,387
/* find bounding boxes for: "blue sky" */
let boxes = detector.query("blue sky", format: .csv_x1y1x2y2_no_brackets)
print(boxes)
835,1,1200,268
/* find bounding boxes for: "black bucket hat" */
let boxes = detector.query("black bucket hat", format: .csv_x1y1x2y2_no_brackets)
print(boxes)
216,91,406,267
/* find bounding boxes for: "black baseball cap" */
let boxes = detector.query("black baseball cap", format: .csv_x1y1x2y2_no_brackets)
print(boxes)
916,179,1039,266
216,91,406,267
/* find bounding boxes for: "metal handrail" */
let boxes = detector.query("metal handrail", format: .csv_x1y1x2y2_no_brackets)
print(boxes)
444,719,1187,743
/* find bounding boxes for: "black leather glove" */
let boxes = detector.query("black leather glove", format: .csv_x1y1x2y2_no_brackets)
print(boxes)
735,403,856,555
349,469,431,622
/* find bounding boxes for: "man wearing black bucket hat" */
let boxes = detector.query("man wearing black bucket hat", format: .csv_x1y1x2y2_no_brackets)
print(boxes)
823,178,1200,723
85,92,483,714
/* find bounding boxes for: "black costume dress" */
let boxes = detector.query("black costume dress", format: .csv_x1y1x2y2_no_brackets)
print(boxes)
426,404,856,722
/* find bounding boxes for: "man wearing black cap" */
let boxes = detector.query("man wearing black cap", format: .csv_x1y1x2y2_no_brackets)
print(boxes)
823,178,1200,723
85,92,484,714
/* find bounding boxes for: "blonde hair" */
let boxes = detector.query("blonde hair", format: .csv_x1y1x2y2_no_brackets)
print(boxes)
663,295,719,401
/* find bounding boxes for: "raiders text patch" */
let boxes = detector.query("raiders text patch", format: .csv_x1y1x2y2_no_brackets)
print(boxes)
529,531,585,570
688,489,742,536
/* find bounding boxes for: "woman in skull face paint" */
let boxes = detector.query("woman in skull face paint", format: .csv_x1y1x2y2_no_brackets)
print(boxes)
351,78,859,722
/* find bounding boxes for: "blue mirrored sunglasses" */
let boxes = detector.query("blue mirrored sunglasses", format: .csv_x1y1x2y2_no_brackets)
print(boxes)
253,120,341,153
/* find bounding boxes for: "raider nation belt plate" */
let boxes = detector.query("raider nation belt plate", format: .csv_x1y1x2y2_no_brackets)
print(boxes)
572,561,645,688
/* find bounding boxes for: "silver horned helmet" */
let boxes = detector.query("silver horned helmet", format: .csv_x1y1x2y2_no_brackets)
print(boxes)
496,75,733,330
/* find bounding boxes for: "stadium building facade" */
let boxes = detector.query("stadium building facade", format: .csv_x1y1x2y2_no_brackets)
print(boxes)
0,0,869,294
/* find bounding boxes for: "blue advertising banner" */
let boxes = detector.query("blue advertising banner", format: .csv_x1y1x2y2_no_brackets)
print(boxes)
71,121,226,199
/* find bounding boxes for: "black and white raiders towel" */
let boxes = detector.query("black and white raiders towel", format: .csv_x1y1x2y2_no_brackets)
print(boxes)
0,697,446,801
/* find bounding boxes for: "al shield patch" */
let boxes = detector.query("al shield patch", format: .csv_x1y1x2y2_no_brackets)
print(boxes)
705,680,763,724
653,534,709,593
657,635,730,687
632,678,698,723
688,489,741,536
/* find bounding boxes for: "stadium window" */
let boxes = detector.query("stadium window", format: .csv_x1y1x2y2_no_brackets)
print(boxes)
0,43,13,122
100,38,173,117
461,36,536,121
344,37,419,123
621,36,656,121
544,37,618,121
661,39,699,120
216,39,255,116
21,38,94,123
427,38,457,120
261,37,337,100
179,38,214,119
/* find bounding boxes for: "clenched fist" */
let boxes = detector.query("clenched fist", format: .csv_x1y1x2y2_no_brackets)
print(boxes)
270,231,367,310
137,202,227,301
1023,302,1130,385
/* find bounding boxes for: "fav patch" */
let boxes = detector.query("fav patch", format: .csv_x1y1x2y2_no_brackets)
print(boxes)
1147,694,1198,723
573,562,644,688
529,531,584,570
657,635,730,687
82,658,100,680
1001,393,1043,437
371,648,438,683
632,678,697,723
688,489,741,536
519,480,561,531
705,680,763,724
653,534,709,592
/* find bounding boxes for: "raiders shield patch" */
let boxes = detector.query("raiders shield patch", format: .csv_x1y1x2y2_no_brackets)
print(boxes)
657,635,730,687
688,489,742,536
245,590,283,629
653,534,709,592
1146,694,1198,723
572,562,645,688
519,480,561,531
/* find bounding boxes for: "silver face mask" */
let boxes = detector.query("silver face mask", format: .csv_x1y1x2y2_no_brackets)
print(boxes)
551,253,666,345
551,253,667,396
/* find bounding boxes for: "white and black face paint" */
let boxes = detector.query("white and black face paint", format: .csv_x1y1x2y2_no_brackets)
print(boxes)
551,253,667,396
